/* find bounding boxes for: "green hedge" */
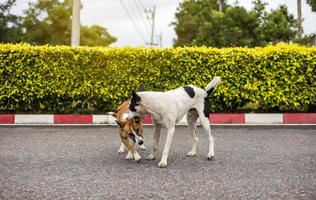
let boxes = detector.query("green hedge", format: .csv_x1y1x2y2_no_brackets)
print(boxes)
0,43,315,113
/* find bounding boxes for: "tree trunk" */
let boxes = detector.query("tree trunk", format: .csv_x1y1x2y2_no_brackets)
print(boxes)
71,0,81,46
217,0,224,12
297,0,303,38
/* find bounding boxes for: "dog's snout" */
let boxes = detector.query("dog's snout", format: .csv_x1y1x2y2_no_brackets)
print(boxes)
138,140,144,145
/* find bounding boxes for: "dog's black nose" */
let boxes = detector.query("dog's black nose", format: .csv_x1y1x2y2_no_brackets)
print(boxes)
138,140,144,145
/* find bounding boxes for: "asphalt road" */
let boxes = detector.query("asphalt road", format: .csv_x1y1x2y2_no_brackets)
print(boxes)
0,125,315,200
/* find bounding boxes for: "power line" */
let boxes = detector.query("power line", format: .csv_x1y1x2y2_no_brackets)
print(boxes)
136,0,147,11
135,0,152,32
127,0,151,39
134,0,151,35
119,0,147,43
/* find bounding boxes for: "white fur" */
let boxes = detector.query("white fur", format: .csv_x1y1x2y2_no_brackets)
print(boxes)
134,152,142,162
122,113,129,122
131,127,144,144
126,144,142,162
118,143,125,154
205,77,221,92
117,128,146,155
126,151,134,160
118,143,146,154
129,77,221,167
121,137,144,161
139,144,146,150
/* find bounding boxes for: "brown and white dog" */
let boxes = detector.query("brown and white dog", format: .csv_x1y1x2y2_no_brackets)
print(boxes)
109,100,145,162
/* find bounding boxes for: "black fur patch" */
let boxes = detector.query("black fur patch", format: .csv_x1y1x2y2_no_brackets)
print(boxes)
129,91,141,112
129,102,137,112
183,86,195,98
129,134,136,143
203,97,210,117
207,88,215,96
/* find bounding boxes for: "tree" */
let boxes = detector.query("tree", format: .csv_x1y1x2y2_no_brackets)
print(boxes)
22,0,73,45
260,5,297,43
217,0,226,12
0,0,23,43
307,0,316,11
192,6,261,47
172,0,218,47
22,0,116,46
81,25,117,46
173,0,298,47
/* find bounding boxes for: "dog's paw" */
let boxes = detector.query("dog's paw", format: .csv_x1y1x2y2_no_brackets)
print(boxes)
187,151,197,157
118,144,125,154
146,154,155,161
207,155,214,160
207,150,215,160
158,161,167,168
139,144,146,150
134,154,142,162
118,148,125,154
126,152,134,160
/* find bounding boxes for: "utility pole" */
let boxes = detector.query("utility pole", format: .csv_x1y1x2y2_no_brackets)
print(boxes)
156,32,162,47
297,0,303,38
217,0,224,12
158,33,162,47
146,6,157,47
71,0,80,46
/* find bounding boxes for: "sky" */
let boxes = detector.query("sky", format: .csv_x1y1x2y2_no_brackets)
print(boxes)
7,0,316,47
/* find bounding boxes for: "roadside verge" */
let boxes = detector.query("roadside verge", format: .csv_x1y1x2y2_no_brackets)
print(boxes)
1,113,315,125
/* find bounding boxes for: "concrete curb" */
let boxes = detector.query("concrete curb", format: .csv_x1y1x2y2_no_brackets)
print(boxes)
0,113,315,125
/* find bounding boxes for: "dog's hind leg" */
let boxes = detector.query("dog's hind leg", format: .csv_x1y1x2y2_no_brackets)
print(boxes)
146,123,161,160
187,109,199,157
197,109,214,160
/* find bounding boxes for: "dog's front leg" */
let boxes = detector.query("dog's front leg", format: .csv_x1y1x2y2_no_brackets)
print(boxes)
146,123,161,160
118,143,126,154
158,126,175,168
139,144,146,150
121,138,141,162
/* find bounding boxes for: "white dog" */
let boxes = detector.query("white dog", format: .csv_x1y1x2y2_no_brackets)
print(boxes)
128,77,221,168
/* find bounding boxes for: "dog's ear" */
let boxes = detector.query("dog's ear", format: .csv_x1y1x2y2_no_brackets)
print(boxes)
131,91,141,102
132,116,141,124
132,90,137,96
138,84,145,92
111,112,117,118
115,120,125,128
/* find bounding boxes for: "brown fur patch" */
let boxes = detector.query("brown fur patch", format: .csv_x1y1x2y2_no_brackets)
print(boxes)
111,100,144,158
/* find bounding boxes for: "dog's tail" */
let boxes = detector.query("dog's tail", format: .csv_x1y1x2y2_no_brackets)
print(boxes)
205,77,221,96
106,112,117,118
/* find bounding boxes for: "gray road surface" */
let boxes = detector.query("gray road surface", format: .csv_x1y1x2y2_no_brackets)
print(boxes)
0,126,315,200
